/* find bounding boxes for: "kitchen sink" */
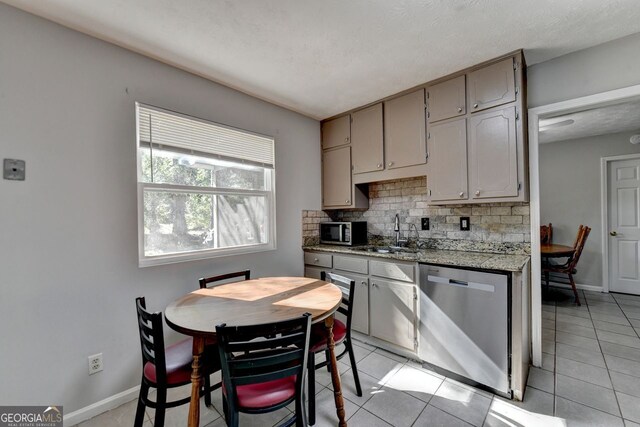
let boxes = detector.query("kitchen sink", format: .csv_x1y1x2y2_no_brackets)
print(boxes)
353,246,418,254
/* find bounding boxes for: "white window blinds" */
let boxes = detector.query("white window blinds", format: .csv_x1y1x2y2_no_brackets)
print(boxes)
137,103,275,168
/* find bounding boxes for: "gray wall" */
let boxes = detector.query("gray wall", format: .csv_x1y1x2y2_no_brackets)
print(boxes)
528,32,640,108
539,131,640,288
0,3,320,413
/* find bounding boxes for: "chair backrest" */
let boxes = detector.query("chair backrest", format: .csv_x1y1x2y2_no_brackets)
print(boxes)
135,297,167,384
540,223,553,244
320,271,356,335
199,270,251,289
216,313,311,409
569,225,591,270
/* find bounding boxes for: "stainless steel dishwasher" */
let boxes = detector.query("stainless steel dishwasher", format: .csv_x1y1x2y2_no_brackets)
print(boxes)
419,264,510,395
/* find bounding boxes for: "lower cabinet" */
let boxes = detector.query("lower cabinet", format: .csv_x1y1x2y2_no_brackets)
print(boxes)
369,278,417,351
334,272,369,335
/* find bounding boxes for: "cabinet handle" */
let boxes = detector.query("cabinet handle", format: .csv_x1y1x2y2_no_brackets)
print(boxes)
377,163,382,168
345,137,349,143
372,283,377,288
313,258,319,262
457,107,463,113
459,192,464,198
475,190,480,196
361,281,367,286
388,162,394,167
345,199,350,204
473,103,479,108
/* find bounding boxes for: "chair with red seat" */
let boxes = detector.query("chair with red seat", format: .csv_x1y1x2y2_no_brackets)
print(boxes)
307,271,362,425
216,313,312,427
133,297,220,427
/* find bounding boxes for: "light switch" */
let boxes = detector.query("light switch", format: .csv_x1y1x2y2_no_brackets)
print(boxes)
3,159,25,181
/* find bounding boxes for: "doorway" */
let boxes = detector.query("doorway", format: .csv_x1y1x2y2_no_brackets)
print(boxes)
528,84,640,367
605,154,640,295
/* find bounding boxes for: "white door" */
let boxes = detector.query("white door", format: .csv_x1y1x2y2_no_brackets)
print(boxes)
609,157,640,294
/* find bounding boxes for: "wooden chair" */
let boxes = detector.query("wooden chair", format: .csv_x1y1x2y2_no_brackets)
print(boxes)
199,270,251,289
216,313,312,427
134,297,220,427
540,223,553,244
543,225,591,306
307,271,362,425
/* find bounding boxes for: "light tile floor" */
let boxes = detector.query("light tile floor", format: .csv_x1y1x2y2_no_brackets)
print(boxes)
77,288,640,426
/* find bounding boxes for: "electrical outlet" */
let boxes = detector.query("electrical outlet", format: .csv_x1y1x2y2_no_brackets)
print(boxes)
421,217,430,230
460,217,470,231
88,353,103,375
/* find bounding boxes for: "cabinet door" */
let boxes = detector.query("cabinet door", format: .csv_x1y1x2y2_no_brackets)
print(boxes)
352,103,384,174
427,119,468,202
384,89,427,169
468,58,516,113
333,271,370,335
468,106,518,199
370,278,416,351
427,75,466,123
322,146,353,208
322,115,351,149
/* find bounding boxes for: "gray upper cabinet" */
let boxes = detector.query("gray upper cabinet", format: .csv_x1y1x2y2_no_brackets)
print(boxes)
427,119,468,202
468,106,518,199
427,75,466,123
384,89,427,169
352,103,384,174
322,145,352,207
468,58,516,113
322,115,351,149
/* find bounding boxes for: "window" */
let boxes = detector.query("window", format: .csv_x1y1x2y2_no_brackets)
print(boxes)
136,103,276,267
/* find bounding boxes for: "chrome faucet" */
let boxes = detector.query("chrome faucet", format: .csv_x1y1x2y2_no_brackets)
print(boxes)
394,214,400,246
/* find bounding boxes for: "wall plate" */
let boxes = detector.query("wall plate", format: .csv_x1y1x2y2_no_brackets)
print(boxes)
3,159,25,181
460,216,470,231
421,217,430,230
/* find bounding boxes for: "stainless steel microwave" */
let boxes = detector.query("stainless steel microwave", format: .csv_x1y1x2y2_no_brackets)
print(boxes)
319,222,367,246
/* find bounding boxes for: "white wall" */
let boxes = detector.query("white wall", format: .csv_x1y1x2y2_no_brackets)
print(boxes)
0,3,320,413
527,31,640,108
539,131,640,288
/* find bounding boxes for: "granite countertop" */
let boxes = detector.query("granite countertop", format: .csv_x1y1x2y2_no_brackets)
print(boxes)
303,244,530,272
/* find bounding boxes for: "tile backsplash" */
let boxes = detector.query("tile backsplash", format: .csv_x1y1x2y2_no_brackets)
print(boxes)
303,177,531,254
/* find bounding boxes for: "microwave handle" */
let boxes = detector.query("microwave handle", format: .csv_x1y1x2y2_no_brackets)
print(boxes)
339,224,346,241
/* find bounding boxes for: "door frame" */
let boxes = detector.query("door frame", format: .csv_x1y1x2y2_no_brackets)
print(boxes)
601,153,640,294
528,83,640,367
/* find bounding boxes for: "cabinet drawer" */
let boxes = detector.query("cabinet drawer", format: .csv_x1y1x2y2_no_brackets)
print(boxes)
370,260,415,283
334,255,368,274
304,252,333,268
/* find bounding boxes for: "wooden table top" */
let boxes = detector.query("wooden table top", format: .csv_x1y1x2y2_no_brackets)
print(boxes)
540,243,575,257
165,277,343,338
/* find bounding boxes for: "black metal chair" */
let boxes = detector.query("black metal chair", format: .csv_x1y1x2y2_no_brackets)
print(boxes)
307,271,362,425
133,297,220,427
216,313,312,427
199,270,251,289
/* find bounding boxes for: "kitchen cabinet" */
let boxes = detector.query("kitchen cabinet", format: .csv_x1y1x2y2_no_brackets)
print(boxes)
468,106,518,199
370,278,417,351
352,103,384,174
384,89,427,170
427,75,466,123
322,146,353,208
427,118,468,202
331,272,369,335
468,57,516,113
322,115,351,149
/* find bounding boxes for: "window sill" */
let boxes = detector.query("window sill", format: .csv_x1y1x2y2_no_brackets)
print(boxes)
138,243,276,268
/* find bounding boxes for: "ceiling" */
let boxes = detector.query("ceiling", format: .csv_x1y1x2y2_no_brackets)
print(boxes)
4,0,640,119
539,100,640,143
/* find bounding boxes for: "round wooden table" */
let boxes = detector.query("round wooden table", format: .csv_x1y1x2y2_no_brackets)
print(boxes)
165,277,346,427
540,243,575,258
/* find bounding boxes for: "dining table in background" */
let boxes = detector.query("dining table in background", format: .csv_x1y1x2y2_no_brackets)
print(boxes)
164,276,347,427
540,243,575,259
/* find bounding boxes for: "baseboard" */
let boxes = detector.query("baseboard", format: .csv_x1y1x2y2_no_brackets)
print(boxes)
63,385,139,426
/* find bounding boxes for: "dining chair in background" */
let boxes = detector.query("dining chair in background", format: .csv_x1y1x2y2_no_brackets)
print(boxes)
306,271,362,426
216,313,312,427
199,270,251,289
543,225,591,306
134,297,220,427
540,223,553,244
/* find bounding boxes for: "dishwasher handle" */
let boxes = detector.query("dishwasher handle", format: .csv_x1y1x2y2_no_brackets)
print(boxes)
426,275,495,293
